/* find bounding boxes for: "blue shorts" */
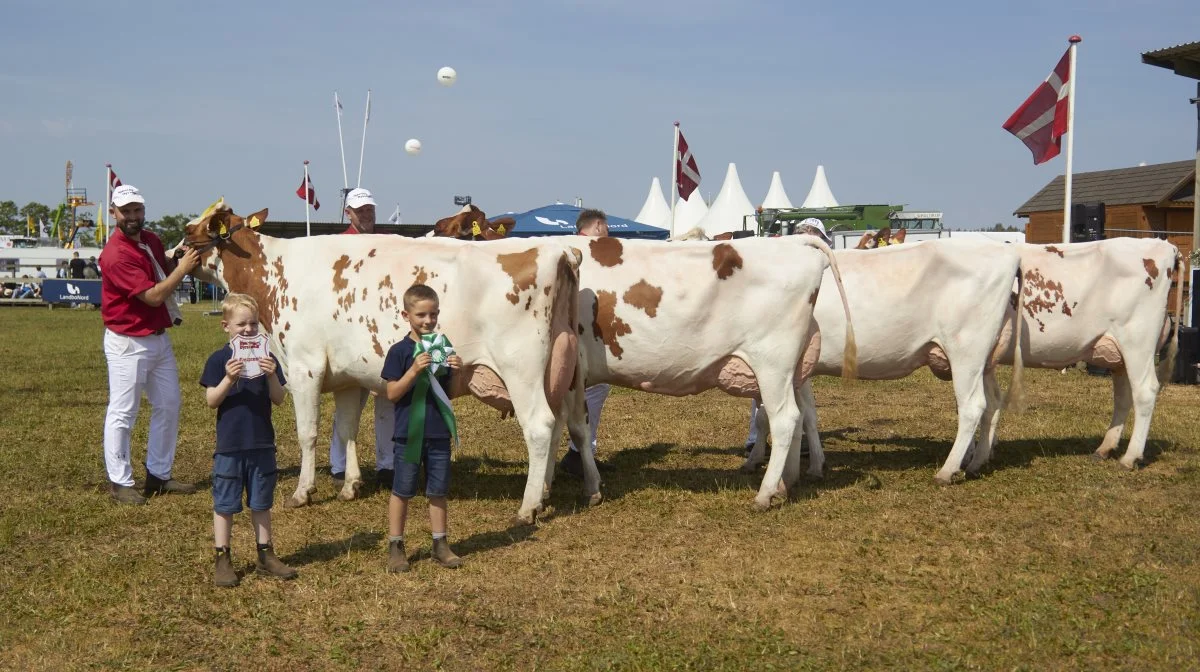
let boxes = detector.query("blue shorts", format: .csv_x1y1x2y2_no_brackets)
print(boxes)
392,438,451,499
212,449,277,514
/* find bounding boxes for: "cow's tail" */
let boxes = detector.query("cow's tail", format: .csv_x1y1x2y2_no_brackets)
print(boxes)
799,237,857,380
1004,265,1027,413
1156,248,1184,386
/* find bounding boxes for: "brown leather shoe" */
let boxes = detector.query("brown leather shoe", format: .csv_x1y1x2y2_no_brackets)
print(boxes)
144,474,197,497
110,483,147,505
214,547,239,587
387,539,410,573
255,545,298,580
431,537,462,569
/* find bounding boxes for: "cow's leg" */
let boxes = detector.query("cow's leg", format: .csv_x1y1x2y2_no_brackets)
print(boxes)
1118,362,1160,470
563,382,602,506
965,370,1004,475
753,376,802,511
798,380,824,478
505,384,559,525
1094,370,1132,461
332,387,368,501
285,377,322,508
934,360,988,485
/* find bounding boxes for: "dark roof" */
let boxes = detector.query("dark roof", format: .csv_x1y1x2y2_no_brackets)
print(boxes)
1141,41,1200,79
257,221,433,239
1014,160,1196,215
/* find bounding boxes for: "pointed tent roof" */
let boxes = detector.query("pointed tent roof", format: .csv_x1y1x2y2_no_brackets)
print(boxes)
761,171,793,209
634,177,672,230
801,165,839,208
696,163,756,236
673,191,709,232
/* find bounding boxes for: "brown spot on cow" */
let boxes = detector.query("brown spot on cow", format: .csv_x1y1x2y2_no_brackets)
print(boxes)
591,290,632,359
291,297,297,310
371,334,384,357
368,248,377,258
307,371,313,378
589,237,624,267
332,255,352,292
278,332,285,345
712,243,743,280
1045,245,1065,258
353,259,364,273
497,249,539,305
379,274,393,290
623,280,663,318
361,287,368,301
809,289,819,306
366,318,379,335
412,266,428,286
524,295,533,311
1022,268,1068,332
284,322,291,332
1143,258,1159,289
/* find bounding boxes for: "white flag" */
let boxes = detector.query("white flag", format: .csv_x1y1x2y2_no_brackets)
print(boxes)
388,204,402,225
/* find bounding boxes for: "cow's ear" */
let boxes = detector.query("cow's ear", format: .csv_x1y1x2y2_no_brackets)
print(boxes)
246,208,268,230
855,231,874,249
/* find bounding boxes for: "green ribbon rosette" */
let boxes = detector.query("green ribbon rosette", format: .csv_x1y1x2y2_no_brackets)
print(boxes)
404,333,459,464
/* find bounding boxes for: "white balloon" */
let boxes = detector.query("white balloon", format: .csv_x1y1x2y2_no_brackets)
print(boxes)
437,66,457,87
405,138,422,155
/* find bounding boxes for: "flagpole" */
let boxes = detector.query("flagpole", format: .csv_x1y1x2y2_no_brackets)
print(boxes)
356,89,371,188
1062,35,1081,245
335,92,349,190
303,160,312,237
105,163,113,246
670,121,680,238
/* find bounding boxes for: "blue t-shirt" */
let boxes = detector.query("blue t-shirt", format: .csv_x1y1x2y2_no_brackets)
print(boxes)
200,345,286,454
381,336,454,443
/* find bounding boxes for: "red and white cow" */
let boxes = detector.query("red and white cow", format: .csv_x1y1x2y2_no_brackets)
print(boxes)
558,235,857,510
972,239,1184,472
182,201,582,523
745,239,1025,484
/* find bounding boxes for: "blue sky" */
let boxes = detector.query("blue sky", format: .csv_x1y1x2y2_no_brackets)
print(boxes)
1,0,1197,229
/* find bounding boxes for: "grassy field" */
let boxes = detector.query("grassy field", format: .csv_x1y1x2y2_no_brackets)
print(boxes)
2,303,1198,671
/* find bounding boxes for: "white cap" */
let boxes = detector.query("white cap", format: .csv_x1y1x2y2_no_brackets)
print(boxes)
111,185,145,207
345,188,376,209
799,217,829,242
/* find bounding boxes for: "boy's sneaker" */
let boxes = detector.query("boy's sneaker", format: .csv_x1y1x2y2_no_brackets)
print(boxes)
110,483,147,506
431,538,463,569
387,539,410,573
143,474,197,497
255,545,298,580
214,547,239,588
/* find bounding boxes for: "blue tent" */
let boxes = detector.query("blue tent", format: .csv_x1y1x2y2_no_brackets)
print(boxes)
491,204,669,240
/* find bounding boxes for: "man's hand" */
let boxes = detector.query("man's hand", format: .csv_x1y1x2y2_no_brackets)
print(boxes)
175,245,201,274
225,358,245,381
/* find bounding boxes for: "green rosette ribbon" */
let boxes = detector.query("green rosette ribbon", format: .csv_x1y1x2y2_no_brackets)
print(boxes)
404,333,459,464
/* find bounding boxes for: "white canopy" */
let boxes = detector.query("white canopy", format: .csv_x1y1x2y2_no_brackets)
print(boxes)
634,177,671,230
696,163,756,237
761,171,793,209
801,165,839,208
672,191,709,233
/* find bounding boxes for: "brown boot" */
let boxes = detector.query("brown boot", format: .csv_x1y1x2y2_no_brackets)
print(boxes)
214,547,239,587
110,483,147,505
387,539,410,573
431,537,463,569
255,544,298,580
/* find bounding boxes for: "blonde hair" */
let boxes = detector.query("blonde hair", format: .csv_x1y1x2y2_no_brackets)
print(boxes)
221,292,259,320
403,284,439,311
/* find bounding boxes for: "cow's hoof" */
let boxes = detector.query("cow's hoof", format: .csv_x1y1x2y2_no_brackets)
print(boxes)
336,481,362,501
284,493,311,508
513,509,537,526
586,491,603,507
1118,458,1141,471
751,498,773,513
933,471,962,486
739,459,761,474
1090,451,1110,463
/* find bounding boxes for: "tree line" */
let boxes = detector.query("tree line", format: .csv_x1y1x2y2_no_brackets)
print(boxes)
0,200,196,247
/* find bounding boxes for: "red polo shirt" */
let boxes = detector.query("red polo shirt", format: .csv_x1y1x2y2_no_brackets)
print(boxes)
99,228,173,336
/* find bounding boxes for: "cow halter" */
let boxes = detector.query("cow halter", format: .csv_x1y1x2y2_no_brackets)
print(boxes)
188,199,262,254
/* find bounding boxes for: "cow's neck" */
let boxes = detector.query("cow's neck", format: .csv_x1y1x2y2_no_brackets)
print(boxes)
217,231,286,333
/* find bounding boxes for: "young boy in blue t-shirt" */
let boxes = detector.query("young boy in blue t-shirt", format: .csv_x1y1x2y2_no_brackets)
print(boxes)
381,284,464,572
200,293,297,587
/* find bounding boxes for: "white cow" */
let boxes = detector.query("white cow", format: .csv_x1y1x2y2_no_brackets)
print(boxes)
744,239,1026,483
972,239,1184,471
557,235,857,510
182,201,583,523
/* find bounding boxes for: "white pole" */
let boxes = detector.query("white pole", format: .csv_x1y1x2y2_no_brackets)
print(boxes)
304,160,311,238
105,163,112,245
356,89,371,188
335,92,348,190
669,122,680,238
1062,35,1081,245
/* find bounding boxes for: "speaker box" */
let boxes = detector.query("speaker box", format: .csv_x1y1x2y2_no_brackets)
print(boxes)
730,230,755,239
1070,202,1105,242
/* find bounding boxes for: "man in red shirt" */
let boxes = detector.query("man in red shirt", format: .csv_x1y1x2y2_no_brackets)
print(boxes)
99,185,201,505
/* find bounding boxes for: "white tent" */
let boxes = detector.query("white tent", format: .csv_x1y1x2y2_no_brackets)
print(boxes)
672,191,709,233
761,171,793,209
634,177,671,230
801,165,839,208
696,163,756,237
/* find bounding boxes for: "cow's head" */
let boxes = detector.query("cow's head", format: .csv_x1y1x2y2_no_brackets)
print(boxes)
179,198,269,287
432,204,515,241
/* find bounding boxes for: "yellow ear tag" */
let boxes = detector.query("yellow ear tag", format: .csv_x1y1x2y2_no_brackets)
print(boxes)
497,224,506,235
471,222,482,236
218,223,228,236
248,215,261,229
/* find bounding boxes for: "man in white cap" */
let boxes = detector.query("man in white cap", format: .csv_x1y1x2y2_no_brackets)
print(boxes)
798,217,832,245
98,185,201,504
329,187,395,490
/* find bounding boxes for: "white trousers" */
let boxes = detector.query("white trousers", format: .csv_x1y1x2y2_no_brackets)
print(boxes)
746,398,761,446
102,329,182,487
568,384,611,455
328,390,392,474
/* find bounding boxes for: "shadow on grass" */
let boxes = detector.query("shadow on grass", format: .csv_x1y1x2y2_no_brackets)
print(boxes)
281,530,384,567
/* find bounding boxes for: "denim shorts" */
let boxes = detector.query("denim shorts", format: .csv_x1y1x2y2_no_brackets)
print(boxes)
392,438,451,499
212,448,277,514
